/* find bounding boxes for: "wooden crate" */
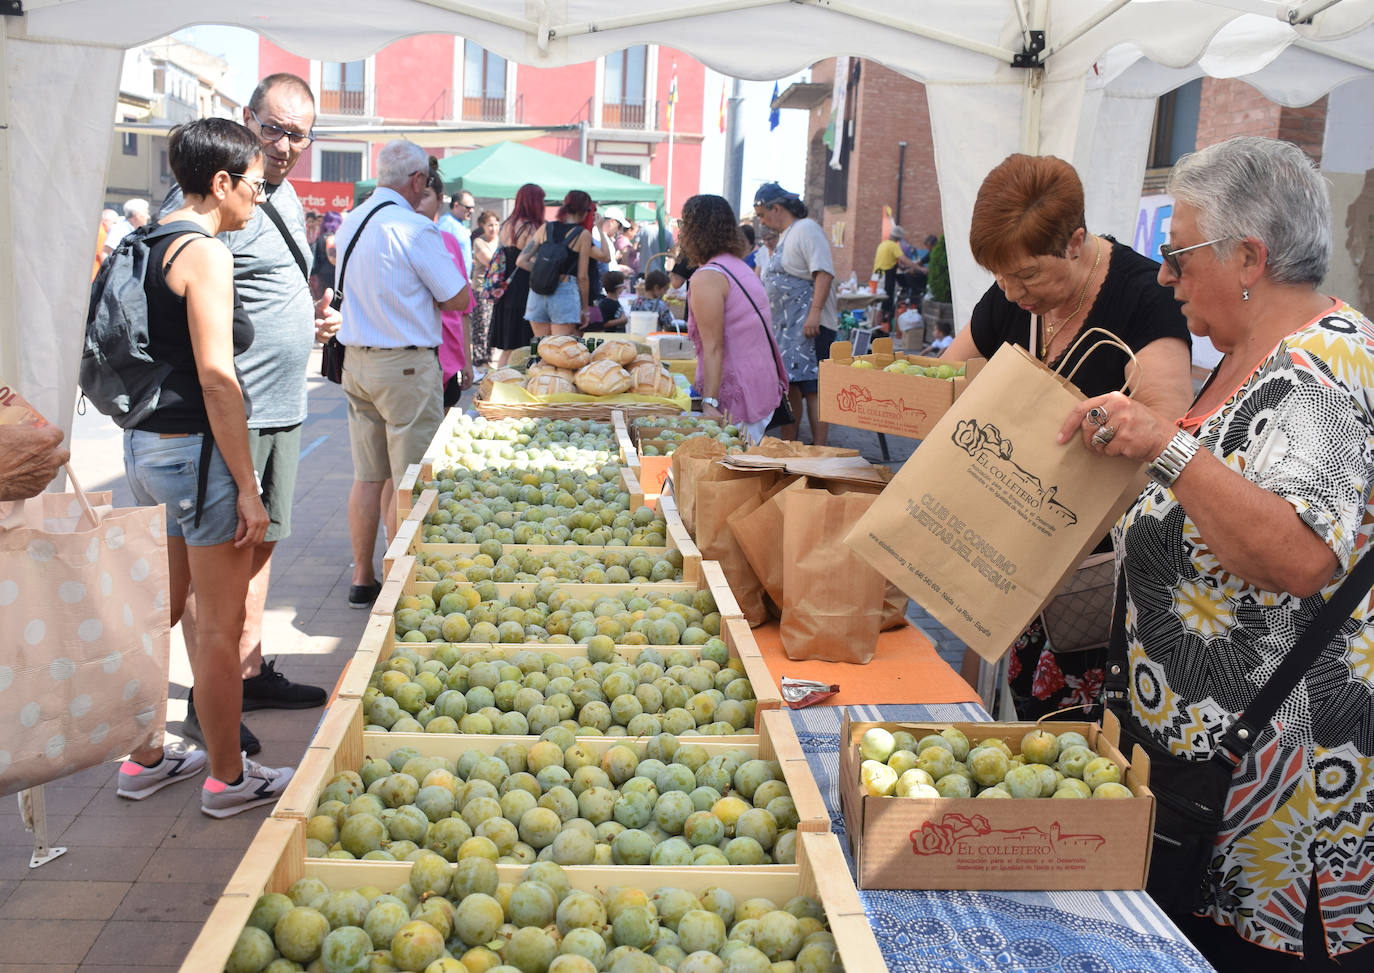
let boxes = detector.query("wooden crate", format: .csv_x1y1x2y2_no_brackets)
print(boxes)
275,699,825,842
180,819,886,973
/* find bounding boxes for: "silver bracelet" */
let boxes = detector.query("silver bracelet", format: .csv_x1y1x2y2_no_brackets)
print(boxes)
1147,430,1202,488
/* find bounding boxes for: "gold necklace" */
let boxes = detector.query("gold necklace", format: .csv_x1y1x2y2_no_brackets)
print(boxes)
1041,236,1102,357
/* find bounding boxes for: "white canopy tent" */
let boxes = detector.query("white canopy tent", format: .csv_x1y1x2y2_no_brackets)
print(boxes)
4,0,1374,438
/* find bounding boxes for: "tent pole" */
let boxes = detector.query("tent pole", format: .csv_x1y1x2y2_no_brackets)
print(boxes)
1020,0,1048,155
0,16,18,382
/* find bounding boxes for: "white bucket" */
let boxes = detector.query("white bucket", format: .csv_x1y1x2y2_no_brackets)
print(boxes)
628,311,658,338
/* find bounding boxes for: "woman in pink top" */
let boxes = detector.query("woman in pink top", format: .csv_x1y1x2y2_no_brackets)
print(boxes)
418,164,472,408
679,194,789,443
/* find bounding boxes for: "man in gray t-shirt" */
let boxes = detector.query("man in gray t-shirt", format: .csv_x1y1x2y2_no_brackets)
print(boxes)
163,74,338,754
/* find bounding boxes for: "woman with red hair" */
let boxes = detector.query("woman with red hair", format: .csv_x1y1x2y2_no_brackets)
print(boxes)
517,189,597,338
942,153,1193,718
490,182,545,367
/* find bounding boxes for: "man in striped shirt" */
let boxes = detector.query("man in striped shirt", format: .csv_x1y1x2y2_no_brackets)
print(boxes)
332,140,469,608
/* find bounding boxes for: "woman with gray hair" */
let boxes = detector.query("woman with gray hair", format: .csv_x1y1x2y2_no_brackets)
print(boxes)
1060,136,1373,967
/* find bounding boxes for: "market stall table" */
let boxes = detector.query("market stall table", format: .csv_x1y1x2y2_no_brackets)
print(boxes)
788,702,1216,973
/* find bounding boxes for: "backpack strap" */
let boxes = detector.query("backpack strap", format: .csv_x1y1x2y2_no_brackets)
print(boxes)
259,196,310,282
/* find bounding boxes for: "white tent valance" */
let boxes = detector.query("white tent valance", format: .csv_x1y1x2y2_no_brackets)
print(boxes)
4,0,1374,432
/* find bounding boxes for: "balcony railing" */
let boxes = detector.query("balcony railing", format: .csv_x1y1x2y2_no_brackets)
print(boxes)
602,99,656,130
319,87,367,116
462,95,507,122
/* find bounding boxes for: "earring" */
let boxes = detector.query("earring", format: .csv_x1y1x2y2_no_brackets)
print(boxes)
1242,287,1250,302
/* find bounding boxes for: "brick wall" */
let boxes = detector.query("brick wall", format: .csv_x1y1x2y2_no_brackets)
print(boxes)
804,60,943,285
1194,78,1326,164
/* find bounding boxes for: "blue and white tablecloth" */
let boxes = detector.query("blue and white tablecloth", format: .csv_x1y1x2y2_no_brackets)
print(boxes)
788,704,1215,973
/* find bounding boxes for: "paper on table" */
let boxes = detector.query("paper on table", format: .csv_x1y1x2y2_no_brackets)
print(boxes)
721,452,891,485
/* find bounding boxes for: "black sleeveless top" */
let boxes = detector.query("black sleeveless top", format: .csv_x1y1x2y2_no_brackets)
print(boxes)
546,221,584,277
137,221,255,433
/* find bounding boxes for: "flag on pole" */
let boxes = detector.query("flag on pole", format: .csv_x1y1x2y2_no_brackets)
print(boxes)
667,64,678,127
719,84,727,134
769,81,780,131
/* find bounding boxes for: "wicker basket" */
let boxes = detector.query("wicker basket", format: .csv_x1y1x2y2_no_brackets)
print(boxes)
473,397,685,421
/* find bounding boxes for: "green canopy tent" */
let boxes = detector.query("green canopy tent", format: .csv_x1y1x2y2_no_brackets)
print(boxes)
353,141,664,221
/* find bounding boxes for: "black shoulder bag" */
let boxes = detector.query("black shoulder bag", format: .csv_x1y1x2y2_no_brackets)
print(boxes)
319,200,395,384
709,261,793,429
1104,552,1374,914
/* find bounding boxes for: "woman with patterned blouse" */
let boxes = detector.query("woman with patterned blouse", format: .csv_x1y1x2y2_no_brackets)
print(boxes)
1060,136,1373,969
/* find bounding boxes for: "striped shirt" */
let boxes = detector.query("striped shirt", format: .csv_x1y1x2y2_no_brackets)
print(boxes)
335,187,464,348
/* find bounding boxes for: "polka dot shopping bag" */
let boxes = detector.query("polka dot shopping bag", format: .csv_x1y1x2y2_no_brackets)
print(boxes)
0,487,171,796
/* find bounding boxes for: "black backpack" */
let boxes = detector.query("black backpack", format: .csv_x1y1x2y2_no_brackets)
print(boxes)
529,222,580,296
80,221,208,428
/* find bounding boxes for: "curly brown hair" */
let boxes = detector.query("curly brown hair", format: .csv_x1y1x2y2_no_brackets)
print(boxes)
678,194,747,266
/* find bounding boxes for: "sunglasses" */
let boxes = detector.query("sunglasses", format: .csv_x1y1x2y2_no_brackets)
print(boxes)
250,108,314,148
230,173,268,196
1158,238,1228,277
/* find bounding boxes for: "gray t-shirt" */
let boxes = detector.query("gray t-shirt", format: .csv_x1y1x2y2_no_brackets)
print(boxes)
776,217,838,332
160,180,314,428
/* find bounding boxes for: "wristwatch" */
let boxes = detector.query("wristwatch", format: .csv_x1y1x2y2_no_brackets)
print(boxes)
701,396,720,410
1147,430,1202,487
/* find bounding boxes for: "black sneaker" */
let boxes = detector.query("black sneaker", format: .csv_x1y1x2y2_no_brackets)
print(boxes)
242,659,326,711
183,694,261,756
348,581,382,609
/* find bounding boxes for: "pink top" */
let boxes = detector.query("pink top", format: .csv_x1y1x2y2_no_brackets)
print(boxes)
438,231,469,381
687,253,789,424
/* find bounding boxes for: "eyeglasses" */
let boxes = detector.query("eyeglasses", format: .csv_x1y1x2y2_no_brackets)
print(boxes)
249,109,314,148
1158,238,1228,277
230,173,268,196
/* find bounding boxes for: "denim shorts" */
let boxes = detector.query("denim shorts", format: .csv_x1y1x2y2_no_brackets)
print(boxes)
123,430,242,546
525,278,581,324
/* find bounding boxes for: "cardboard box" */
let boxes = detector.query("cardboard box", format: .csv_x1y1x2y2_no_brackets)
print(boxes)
839,710,1155,890
819,336,984,440
650,333,694,359
181,818,888,973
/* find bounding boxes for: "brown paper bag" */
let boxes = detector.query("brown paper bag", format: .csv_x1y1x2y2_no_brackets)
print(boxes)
780,489,888,662
670,437,726,535
730,475,807,613
695,472,776,626
827,481,910,630
846,337,1147,662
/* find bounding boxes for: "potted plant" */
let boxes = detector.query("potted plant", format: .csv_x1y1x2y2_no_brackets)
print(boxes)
922,236,954,341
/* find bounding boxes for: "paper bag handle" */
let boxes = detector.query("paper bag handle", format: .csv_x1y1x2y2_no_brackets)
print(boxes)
1055,327,1142,396
20,463,101,532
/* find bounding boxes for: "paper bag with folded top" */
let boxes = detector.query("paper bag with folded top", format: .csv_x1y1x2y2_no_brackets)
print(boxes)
669,437,727,535
846,331,1148,663
692,465,778,626
779,489,890,663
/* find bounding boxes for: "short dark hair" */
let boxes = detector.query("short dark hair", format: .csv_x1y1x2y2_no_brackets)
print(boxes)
425,157,444,199
644,270,670,291
740,223,756,247
678,194,747,265
248,73,315,115
168,118,262,196
602,270,626,292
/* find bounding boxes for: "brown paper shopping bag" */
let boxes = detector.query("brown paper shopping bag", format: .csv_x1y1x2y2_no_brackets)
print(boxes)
0,484,172,796
847,333,1147,663
670,438,727,535
780,489,889,663
695,471,776,625
730,475,806,613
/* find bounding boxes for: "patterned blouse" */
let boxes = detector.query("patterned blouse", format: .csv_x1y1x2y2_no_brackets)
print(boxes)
1113,299,1374,959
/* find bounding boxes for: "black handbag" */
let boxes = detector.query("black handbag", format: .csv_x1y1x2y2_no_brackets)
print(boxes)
709,261,792,429
1104,551,1374,914
319,200,395,384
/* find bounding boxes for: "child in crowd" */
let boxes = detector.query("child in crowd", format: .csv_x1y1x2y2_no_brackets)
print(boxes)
632,269,676,330
923,318,953,354
597,271,628,332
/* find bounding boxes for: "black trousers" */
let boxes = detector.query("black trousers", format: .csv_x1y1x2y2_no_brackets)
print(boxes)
1167,887,1355,972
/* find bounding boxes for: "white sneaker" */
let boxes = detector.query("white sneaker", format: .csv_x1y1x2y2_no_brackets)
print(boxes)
116,741,207,800
200,754,294,818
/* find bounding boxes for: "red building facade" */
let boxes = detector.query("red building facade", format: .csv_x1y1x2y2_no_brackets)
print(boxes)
258,35,705,211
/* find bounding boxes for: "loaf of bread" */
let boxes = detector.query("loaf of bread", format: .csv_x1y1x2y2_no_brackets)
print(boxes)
538,334,591,369
574,359,633,396
525,373,575,396
629,360,677,398
526,361,577,383
591,337,639,366
480,367,525,399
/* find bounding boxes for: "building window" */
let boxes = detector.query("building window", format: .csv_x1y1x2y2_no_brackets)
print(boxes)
603,46,648,129
823,61,860,208
601,163,643,179
122,116,138,157
320,150,363,183
321,61,366,115
462,40,507,121
160,150,170,180
1148,79,1202,169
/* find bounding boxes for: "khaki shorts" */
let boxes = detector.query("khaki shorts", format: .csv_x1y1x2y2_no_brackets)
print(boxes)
341,346,443,484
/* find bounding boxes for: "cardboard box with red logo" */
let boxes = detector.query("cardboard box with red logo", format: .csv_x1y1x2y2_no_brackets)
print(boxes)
818,337,984,440
839,710,1155,890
